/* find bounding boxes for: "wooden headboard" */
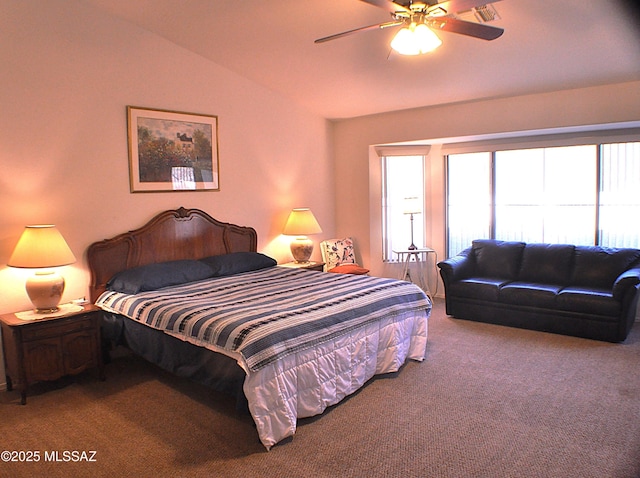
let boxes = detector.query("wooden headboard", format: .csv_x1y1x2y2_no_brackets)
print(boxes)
87,207,257,302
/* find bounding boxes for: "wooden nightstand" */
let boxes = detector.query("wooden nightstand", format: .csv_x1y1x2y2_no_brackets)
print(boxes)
279,261,325,272
0,303,104,404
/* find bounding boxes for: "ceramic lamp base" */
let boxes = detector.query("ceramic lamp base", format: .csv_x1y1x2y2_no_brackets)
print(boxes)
290,236,314,263
25,270,65,313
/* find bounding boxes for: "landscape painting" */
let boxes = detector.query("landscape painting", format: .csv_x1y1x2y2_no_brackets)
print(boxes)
127,106,219,192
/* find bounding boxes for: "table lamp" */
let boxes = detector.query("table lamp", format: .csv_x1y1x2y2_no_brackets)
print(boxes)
403,197,422,250
8,225,76,313
283,208,322,263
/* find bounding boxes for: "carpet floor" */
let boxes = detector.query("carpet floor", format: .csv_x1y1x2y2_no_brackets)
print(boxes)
1,299,639,477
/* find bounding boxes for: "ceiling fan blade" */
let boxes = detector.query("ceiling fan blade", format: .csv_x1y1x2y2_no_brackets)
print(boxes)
429,17,504,40
359,0,410,14
432,0,502,15
315,21,403,44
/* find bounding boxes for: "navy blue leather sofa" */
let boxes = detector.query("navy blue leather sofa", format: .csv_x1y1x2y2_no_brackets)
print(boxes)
437,240,640,342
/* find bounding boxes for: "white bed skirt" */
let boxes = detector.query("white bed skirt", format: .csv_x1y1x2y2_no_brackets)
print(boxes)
243,308,430,449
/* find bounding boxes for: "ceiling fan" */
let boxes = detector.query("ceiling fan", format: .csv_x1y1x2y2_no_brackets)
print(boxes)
315,0,504,55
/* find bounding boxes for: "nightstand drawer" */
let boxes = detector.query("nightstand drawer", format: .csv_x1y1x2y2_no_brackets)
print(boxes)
21,316,95,341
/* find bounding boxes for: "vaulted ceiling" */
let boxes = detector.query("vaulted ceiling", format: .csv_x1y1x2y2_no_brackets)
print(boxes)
83,0,640,119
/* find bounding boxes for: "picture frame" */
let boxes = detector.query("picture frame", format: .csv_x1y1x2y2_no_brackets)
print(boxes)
127,106,220,192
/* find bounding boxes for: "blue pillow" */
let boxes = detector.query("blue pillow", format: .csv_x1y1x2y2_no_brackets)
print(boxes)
199,252,276,277
107,260,214,294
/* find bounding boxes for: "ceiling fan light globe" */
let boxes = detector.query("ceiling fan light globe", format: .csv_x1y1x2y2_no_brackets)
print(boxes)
390,27,417,55
390,23,441,56
414,23,442,53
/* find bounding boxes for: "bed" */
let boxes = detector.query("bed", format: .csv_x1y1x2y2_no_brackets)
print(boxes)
88,207,431,449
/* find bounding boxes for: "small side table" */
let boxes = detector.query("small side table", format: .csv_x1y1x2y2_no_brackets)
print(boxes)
279,261,325,272
393,248,437,298
0,303,104,404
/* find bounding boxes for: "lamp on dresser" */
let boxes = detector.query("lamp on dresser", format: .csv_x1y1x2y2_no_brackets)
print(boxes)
7,225,76,313
283,208,323,263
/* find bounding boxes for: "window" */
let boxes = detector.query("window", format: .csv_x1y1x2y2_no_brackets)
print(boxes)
494,145,597,245
600,142,640,247
447,142,640,257
381,155,425,261
446,152,491,256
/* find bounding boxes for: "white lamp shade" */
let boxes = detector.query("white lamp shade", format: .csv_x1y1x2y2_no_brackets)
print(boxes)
391,23,442,56
282,208,322,236
8,225,76,269
403,197,422,215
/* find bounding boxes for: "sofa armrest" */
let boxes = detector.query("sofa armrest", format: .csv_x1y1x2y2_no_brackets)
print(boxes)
612,267,640,300
437,248,474,283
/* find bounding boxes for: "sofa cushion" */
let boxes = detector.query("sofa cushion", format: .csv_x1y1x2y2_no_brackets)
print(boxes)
472,240,525,280
518,243,574,285
448,278,508,302
499,282,562,308
571,246,640,289
557,287,620,317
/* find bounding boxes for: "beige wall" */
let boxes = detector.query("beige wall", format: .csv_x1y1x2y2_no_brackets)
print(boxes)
0,0,335,315
333,81,640,290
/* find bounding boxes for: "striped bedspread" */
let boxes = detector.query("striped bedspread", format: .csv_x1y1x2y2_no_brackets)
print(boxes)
96,266,431,372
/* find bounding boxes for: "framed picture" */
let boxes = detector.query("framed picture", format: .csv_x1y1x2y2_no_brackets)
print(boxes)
127,106,220,192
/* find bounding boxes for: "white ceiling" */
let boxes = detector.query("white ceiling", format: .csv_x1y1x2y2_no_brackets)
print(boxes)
83,0,640,120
